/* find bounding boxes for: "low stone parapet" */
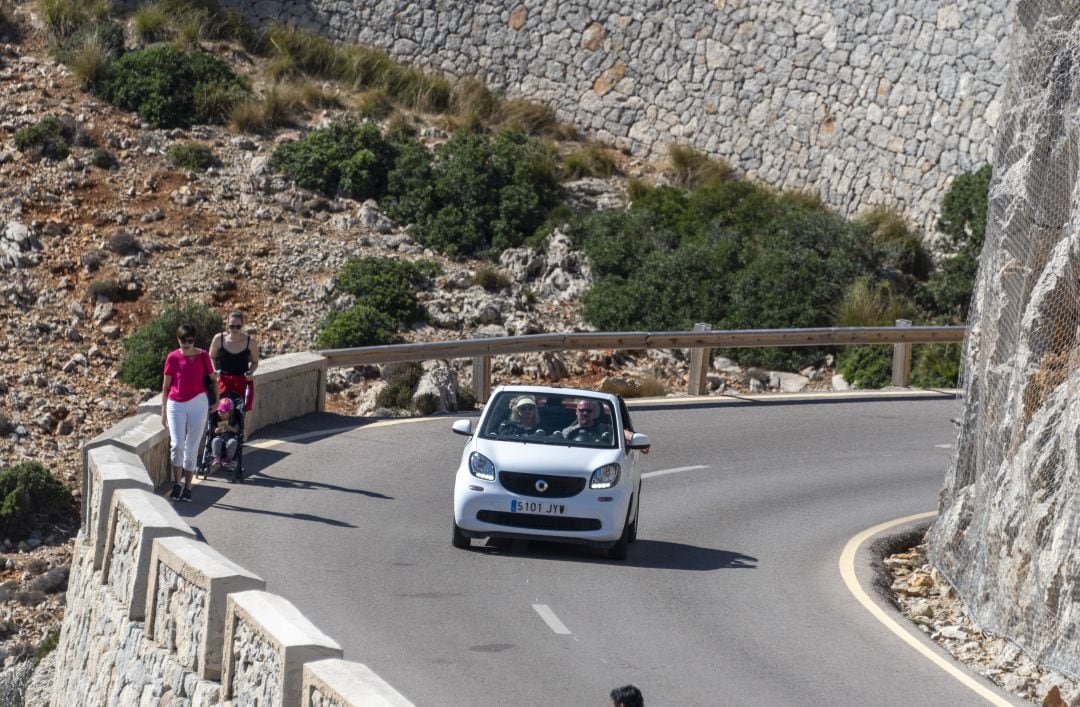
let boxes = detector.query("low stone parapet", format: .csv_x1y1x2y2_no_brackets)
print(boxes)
302,659,415,707
84,444,154,570
247,352,327,435
222,590,343,705
102,489,195,620
146,536,265,681
83,412,171,491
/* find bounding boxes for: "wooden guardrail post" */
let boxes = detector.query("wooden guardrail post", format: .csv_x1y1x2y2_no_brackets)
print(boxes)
687,323,711,396
472,355,491,404
891,319,913,387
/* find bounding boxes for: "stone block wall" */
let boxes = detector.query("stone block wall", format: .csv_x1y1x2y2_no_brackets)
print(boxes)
51,354,413,705
220,0,1010,232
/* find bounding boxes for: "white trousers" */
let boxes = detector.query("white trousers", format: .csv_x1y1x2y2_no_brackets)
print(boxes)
166,393,208,472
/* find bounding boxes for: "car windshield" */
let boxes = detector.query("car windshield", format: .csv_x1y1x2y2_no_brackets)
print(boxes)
479,392,618,449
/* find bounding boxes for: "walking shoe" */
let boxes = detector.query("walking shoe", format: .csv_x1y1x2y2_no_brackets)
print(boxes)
180,487,192,503
212,457,223,469
170,483,182,501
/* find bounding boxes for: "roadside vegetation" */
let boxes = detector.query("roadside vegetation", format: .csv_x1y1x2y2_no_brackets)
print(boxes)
25,0,984,391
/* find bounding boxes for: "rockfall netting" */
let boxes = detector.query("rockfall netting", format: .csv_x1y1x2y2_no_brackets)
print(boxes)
927,0,1080,677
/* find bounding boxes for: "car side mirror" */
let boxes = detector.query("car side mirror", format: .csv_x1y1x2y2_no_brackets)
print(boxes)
452,419,473,436
628,432,651,450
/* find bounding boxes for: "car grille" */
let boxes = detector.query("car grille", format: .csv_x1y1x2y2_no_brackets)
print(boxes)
476,511,601,532
499,471,585,498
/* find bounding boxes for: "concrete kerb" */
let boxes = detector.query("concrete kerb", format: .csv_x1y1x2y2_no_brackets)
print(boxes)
82,412,171,492
303,659,415,707
222,590,343,705
246,352,327,435
101,488,196,620
145,536,265,681
85,445,153,570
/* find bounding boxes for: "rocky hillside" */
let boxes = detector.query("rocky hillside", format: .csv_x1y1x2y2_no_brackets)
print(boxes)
0,3,845,683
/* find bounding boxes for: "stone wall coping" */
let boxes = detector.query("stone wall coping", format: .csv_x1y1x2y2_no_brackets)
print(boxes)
227,590,342,650
257,352,326,380
82,411,170,491
87,448,154,570
303,659,415,707
102,488,196,620
223,589,343,704
146,536,266,681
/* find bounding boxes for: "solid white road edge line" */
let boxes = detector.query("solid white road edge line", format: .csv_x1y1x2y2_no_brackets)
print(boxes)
532,604,572,635
839,512,1013,707
642,465,709,479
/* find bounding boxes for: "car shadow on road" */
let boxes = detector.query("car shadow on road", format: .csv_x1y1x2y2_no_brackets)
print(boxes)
206,502,359,528
474,538,757,570
240,471,394,499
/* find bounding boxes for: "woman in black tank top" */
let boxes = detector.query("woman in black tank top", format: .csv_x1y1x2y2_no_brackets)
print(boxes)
210,310,259,410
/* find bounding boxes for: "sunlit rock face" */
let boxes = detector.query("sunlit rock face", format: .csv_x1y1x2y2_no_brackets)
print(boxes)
928,0,1080,674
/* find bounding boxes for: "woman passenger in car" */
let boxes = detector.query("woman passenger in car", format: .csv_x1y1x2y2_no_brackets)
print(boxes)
498,395,543,437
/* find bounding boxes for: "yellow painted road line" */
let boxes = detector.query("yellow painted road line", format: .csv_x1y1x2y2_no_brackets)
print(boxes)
839,512,1014,706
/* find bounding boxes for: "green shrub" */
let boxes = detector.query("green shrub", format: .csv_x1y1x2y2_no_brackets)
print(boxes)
833,277,916,328
333,256,437,325
14,116,73,161
836,345,892,389
388,130,562,259
118,302,221,390
37,0,94,40
563,142,618,180
167,142,215,171
414,392,439,415
317,305,398,349
69,34,114,88
456,384,477,411
667,144,734,190
34,628,61,667
133,4,169,43
271,120,396,199
472,265,510,292
856,207,932,281
921,165,992,320
87,279,122,301
374,361,423,409
103,45,247,128
53,18,125,67
92,147,119,169
911,343,962,388
0,462,76,541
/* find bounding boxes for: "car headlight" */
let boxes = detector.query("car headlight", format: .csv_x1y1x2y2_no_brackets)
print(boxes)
469,452,496,481
590,463,620,489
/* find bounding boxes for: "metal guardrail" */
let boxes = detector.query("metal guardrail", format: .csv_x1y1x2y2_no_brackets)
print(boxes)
319,324,968,401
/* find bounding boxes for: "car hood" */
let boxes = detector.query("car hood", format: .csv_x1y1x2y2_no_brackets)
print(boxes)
473,438,621,476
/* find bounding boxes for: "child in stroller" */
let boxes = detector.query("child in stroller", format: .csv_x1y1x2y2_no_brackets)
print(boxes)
199,394,245,482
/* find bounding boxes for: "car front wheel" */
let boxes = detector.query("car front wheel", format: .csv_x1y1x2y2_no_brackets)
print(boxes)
607,505,632,561
452,521,470,549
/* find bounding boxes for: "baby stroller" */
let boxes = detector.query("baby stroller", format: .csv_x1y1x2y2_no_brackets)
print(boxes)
197,392,247,483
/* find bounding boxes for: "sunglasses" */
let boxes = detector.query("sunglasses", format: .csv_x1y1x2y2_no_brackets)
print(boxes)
179,338,195,344
518,405,537,412
228,324,242,330
576,408,594,415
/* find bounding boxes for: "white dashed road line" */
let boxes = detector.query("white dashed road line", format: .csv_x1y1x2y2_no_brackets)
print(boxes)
642,465,709,479
533,604,572,635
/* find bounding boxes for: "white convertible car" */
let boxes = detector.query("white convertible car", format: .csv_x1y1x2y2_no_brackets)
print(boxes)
451,385,651,560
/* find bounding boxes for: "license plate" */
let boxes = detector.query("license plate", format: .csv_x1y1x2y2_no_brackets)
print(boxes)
510,499,565,515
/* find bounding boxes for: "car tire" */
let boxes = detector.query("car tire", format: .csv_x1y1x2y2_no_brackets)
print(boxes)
608,507,631,561
452,521,470,549
628,500,639,544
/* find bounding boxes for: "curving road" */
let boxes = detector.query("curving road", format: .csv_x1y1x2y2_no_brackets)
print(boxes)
175,393,1020,706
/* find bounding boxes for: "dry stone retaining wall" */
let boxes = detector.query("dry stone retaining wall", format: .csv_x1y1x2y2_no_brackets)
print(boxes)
51,354,414,705
222,0,1010,231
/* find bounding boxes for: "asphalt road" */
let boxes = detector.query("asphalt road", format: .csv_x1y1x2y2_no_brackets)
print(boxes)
177,394,1020,706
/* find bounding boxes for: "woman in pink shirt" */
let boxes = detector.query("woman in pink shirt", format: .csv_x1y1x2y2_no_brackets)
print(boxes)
160,323,217,502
